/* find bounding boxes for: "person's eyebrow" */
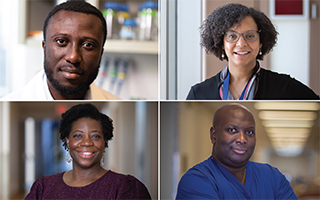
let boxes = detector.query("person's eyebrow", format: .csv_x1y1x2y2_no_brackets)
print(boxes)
51,33,69,39
50,33,101,46
72,129,84,133
91,130,102,133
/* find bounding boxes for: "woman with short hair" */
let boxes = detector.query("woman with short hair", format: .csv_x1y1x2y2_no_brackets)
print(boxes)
25,104,151,200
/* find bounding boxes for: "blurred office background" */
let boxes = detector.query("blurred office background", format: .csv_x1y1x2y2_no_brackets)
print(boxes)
0,0,158,100
161,101,320,199
160,0,320,99
0,101,158,199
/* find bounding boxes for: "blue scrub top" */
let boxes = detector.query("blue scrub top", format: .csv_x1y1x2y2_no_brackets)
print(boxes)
176,157,298,200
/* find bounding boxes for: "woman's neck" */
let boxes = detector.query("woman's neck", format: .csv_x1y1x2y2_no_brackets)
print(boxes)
227,61,256,99
228,61,256,82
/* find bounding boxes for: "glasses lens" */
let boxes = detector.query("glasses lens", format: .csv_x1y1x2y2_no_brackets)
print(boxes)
225,32,239,42
244,31,258,42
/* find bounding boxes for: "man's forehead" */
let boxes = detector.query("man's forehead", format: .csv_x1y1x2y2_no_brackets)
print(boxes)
46,10,104,42
48,10,101,27
213,104,255,125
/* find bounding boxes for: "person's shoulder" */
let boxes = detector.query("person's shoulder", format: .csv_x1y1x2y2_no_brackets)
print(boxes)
106,170,133,180
259,68,291,80
189,157,212,171
192,72,221,89
25,172,65,200
106,171,151,199
259,68,310,86
36,172,64,184
257,68,319,99
180,158,214,181
248,161,282,176
90,83,121,100
187,72,222,100
0,70,47,100
106,170,144,185
177,158,220,199
0,91,23,100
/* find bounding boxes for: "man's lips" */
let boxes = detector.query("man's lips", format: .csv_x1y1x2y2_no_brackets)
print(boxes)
60,67,84,79
232,148,247,155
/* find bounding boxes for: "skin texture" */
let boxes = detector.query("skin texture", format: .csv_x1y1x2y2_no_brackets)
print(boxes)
64,117,107,187
223,16,262,99
210,104,256,184
223,16,262,73
42,10,104,100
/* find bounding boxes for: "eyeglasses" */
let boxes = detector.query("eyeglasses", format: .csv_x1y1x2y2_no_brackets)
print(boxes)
224,30,261,43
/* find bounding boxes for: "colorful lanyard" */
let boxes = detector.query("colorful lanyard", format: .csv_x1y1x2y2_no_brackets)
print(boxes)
222,71,255,100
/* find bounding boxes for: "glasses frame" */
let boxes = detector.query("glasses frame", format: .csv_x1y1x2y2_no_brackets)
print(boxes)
224,30,261,43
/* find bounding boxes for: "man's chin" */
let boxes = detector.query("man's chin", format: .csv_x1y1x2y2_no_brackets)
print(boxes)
49,79,90,96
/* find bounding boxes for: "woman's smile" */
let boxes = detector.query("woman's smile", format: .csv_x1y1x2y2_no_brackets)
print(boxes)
66,117,106,169
224,16,262,69
77,151,96,158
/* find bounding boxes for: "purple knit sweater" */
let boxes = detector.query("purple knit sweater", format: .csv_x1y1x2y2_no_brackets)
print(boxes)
25,170,151,199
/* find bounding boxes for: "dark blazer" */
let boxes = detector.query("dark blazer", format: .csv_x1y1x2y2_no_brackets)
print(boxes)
187,68,320,100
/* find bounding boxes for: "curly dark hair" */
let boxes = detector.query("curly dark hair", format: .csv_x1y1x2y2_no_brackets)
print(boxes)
200,3,278,61
59,103,113,150
43,0,107,46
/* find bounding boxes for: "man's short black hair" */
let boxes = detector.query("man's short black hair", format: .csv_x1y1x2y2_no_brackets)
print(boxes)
43,0,107,45
59,103,114,150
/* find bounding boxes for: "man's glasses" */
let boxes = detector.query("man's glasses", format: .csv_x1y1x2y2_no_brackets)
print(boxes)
224,30,261,43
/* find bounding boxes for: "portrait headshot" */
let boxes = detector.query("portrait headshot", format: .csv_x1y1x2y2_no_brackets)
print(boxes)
186,3,319,100
161,101,320,199
0,0,158,100
0,102,158,199
159,0,320,100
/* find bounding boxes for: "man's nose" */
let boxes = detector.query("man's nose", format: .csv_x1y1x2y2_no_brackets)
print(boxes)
236,131,247,144
65,43,82,66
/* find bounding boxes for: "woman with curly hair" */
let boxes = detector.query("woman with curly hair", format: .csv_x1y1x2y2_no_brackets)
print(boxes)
187,3,319,100
25,104,151,200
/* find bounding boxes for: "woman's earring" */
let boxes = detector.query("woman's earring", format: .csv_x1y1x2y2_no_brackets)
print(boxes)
66,151,72,164
221,54,225,59
259,49,262,55
100,156,105,167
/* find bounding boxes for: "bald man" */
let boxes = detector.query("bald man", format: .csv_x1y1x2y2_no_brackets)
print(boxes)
176,104,298,200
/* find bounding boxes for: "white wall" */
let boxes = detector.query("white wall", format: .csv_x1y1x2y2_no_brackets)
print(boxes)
270,20,310,86
177,0,202,100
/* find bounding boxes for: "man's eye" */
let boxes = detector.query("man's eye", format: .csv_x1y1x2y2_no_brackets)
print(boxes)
228,128,237,133
56,39,66,45
246,130,254,135
83,42,95,49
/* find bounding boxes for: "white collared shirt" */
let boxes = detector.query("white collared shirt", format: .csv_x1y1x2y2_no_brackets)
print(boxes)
0,70,120,100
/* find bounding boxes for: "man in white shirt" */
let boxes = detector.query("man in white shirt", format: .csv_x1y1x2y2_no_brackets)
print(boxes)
1,1,120,100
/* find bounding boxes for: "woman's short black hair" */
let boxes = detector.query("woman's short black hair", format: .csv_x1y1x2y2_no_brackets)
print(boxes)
43,0,107,45
59,103,113,150
200,3,278,61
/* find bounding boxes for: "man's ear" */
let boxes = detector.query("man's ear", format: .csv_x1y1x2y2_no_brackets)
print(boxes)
210,126,216,145
42,40,46,51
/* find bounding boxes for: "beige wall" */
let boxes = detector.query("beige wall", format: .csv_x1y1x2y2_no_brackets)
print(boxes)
175,102,319,182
